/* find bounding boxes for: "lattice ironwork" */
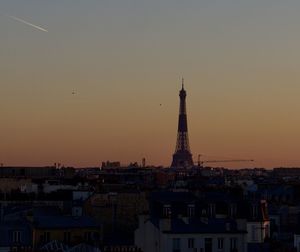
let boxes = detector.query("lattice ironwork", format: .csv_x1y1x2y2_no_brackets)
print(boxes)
171,81,194,168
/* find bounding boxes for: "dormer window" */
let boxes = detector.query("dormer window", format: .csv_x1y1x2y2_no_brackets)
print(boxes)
163,204,171,218
188,204,195,218
229,203,237,218
226,222,231,231
208,203,216,217
12,231,21,243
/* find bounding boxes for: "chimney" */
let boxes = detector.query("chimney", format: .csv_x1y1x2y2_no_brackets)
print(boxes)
236,219,247,231
138,215,148,226
201,217,208,224
159,219,171,231
181,216,189,224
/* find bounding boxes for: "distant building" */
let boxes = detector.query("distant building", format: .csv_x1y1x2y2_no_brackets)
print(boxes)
101,161,121,170
273,168,300,177
0,166,56,178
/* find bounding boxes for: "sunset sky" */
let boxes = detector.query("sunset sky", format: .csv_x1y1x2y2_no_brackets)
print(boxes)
1,0,300,168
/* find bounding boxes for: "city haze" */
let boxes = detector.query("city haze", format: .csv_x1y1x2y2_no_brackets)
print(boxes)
1,0,300,168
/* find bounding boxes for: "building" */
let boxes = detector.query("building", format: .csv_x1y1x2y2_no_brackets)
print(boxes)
0,166,56,178
171,80,194,168
85,191,148,244
0,218,32,251
0,204,102,251
135,192,250,252
31,212,102,248
294,233,300,252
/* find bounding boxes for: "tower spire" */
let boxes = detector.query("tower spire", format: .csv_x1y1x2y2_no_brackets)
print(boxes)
182,77,184,89
171,80,193,168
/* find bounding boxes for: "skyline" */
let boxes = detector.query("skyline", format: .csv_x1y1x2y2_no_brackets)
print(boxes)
1,0,300,168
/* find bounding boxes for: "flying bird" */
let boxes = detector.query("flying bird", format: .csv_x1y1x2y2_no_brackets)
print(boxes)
7,15,48,32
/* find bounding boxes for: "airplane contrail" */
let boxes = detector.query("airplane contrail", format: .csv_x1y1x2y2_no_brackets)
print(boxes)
8,15,48,32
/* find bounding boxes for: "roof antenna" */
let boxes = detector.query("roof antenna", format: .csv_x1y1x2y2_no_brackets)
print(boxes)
182,77,184,89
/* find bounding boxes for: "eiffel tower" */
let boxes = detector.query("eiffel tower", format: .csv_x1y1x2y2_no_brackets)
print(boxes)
171,79,194,168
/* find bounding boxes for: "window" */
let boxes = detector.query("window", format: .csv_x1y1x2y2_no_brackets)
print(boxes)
172,238,181,252
188,238,194,248
188,204,195,218
230,238,237,251
163,204,171,218
217,238,224,249
265,224,269,238
252,204,258,219
208,204,215,217
251,225,258,241
12,231,21,243
204,238,212,252
229,204,237,217
93,232,100,241
226,222,231,231
64,232,71,244
84,232,92,242
43,232,50,244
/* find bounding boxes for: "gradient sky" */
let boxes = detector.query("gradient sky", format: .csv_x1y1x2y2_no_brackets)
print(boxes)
1,0,300,168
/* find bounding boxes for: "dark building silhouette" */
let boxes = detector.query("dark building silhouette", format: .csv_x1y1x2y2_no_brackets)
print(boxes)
171,80,194,168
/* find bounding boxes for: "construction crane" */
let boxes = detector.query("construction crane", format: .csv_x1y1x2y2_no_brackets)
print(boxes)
197,154,254,168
